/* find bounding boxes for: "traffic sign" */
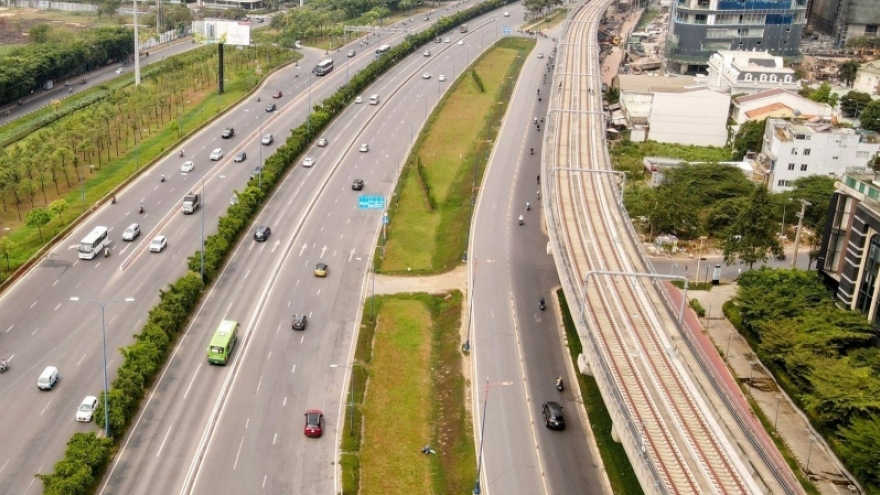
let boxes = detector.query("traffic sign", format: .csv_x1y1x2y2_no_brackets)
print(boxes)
383,213,390,225
358,195,385,209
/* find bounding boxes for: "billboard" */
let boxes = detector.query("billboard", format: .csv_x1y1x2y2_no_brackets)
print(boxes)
192,20,251,46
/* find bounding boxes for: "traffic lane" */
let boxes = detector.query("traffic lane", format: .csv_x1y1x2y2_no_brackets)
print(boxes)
647,251,812,283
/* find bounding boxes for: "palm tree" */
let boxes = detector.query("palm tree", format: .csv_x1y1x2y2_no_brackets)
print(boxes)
839,59,860,88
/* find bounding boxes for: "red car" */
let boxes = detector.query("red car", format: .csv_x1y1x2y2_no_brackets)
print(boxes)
304,409,324,437
272,91,283,99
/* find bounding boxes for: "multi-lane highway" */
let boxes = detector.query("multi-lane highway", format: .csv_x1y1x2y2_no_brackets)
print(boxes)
544,0,801,493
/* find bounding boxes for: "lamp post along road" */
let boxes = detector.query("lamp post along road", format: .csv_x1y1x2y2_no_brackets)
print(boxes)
473,378,512,494
69,297,135,437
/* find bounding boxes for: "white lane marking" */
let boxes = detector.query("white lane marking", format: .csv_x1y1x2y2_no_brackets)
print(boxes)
255,374,263,394
244,270,250,280
299,243,307,256
232,436,245,470
261,475,267,488
40,397,55,416
77,353,88,366
30,300,37,308
267,351,272,361
0,458,9,476
156,426,174,458
183,363,203,400
245,418,250,429
283,397,287,407
291,364,296,374
31,327,39,335
272,433,277,445
53,280,59,286
6,325,12,333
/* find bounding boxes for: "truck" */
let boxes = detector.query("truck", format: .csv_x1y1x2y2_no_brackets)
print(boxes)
182,193,200,214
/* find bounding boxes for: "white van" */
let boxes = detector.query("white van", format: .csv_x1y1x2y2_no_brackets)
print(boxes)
38,366,59,390
369,95,380,105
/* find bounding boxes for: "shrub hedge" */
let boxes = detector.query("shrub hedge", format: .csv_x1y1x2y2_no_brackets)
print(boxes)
37,1,516,493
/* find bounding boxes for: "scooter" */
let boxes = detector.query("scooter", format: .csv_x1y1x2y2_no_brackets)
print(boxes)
530,148,534,155
180,149,184,157
518,215,524,226
555,377,564,391
111,195,116,205
539,298,546,311
139,204,144,214
160,174,166,183
0,360,8,374
526,202,531,211
104,246,110,258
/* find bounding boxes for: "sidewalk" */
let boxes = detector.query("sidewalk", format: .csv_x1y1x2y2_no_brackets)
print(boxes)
690,285,857,495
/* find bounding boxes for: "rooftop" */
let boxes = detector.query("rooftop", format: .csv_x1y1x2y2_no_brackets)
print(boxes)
714,50,794,74
858,62,880,77
615,74,708,93
768,118,880,143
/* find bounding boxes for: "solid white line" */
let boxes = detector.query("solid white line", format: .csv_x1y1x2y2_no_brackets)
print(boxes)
77,353,88,366
40,397,55,416
30,300,37,308
54,303,62,311
183,363,203,400
272,433,277,445
156,426,174,458
6,324,12,333
232,436,245,471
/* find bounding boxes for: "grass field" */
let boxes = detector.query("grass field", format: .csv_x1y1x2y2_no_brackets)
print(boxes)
342,291,472,495
379,37,534,274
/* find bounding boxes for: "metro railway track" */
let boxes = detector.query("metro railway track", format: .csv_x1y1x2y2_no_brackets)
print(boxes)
544,1,755,492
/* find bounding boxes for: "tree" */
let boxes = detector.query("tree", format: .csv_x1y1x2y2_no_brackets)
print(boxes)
0,236,14,271
722,186,782,268
731,119,765,160
840,90,872,118
806,82,840,108
858,99,880,132
837,414,880,487
48,199,69,226
838,60,860,87
25,208,51,240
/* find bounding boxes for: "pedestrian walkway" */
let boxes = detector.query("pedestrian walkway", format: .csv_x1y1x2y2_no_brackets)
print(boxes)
689,285,858,495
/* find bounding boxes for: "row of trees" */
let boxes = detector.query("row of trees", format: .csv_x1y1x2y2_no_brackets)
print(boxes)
727,269,880,490
37,0,517,492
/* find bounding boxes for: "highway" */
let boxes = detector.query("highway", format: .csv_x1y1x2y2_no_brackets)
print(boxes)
469,18,606,495
543,0,801,493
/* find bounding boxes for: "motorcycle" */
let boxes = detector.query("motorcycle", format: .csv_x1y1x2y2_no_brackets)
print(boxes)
530,148,534,155
526,202,531,211
0,360,7,374
139,204,144,214
160,174,166,183
111,195,116,205
104,246,110,258
555,377,564,391
179,149,185,157
518,215,524,226
539,298,546,311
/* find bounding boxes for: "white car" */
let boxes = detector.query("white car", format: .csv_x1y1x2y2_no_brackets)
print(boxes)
537,53,544,59
504,11,510,16
422,72,432,79
444,37,451,43
302,157,315,167
122,223,140,241
457,40,464,45
261,134,274,145
439,74,447,82
317,137,328,147
359,143,369,152
76,396,98,422
355,96,363,104
181,160,194,173
150,235,167,253
115,67,125,74
424,50,431,57
209,148,223,160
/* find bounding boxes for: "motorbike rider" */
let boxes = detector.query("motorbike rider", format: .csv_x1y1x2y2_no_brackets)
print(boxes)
556,376,563,389
104,246,110,257
526,201,531,211
179,149,184,157
160,174,165,182
139,203,144,214
518,215,524,225
530,148,534,155
111,195,116,204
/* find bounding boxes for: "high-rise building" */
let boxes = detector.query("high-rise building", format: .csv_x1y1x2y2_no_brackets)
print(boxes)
667,0,807,74
810,0,880,47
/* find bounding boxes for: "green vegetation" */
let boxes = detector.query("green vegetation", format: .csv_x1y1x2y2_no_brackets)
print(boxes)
557,289,643,494
731,119,764,160
342,292,472,495
379,37,534,274
840,90,872,118
726,269,880,492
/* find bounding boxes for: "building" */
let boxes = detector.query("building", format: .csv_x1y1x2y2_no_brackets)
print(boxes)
730,88,833,124
756,118,880,192
706,51,800,95
615,74,730,146
809,0,880,47
817,168,880,323
667,0,807,74
643,157,763,186
853,62,880,96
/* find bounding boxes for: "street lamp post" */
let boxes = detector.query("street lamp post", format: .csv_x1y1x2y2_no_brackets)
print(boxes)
473,378,512,494
780,197,793,238
330,363,363,435
774,394,783,429
694,236,707,285
69,296,135,438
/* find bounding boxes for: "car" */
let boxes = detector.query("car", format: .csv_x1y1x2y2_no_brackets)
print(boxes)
180,160,195,173
221,127,235,139
122,223,140,241
439,74,447,82
295,41,303,49
457,40,464,45
314,263,328,277
261,133,274,145
150,235,167,253
435,37,442,43
352,179,364,190
302,157,315,168
75,396,98,422
255,16,265,23
115,67,125,74
444,37,451,43
422,72,432,79
209,148,223,161
292,314,307,330
504,11,510,16
254,225,271,242
234,152,247,162
347,49,356,57
359,143,369,152
272,90,283,98
304,409,324,437
251,166,263,178
317,137,328,147
355,96,363,104
537,53,544,59
266,103,277,112
424,50,431,57
542,401,565,430
424,15,430,21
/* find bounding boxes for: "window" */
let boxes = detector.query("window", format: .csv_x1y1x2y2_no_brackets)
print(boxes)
856,235,880,317
777,179,786,187
791,148,798,155
770,74,777,82
788,163,795,170
857,151,870,159
804,149,811,156
760,74,768,82
744,73,753,81
800,164,808,171
695,13,707,24
784,75,792,83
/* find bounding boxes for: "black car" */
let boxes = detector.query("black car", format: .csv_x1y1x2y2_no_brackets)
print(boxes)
292,314,307,330
254,225,271,242
352,179,364,190
234,152,247,162
542,401,565,430
266,103,277,112
221,127,235,139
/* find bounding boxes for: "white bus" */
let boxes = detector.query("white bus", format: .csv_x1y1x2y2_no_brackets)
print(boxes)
313,58,334,76
375,44,391,56
78,226,109,260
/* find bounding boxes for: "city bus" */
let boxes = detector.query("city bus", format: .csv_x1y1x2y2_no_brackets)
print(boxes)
78,226,109,260
207,320,239,365
313,58,334,76
375,44,391,56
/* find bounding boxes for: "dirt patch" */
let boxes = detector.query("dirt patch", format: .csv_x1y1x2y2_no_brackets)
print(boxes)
0,8,99,45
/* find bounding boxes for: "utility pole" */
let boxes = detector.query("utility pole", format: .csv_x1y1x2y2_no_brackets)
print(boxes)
791,199,811,268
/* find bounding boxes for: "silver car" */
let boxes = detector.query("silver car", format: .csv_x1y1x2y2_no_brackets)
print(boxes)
122,223,140,241
209,148,223,160
150,236,167,253
75,396,98,422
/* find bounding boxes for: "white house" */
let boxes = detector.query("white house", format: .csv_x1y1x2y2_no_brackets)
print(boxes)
853,62,880,96
707,50,800,96
730,89,834,125
758,118,880,192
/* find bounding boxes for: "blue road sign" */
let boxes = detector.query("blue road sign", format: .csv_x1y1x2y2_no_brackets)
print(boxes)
503,26,511,35
358,195,386,209
383,214,390,225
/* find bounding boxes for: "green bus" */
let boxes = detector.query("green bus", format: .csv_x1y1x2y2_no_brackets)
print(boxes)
207,320,239,365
